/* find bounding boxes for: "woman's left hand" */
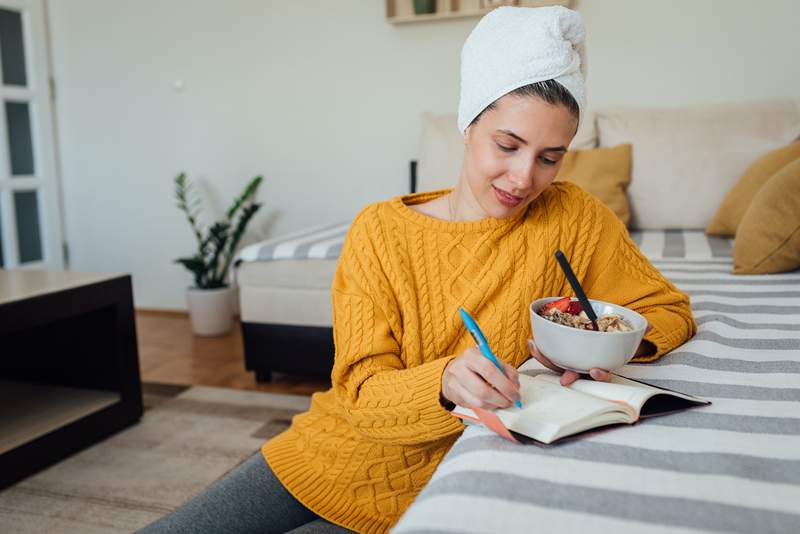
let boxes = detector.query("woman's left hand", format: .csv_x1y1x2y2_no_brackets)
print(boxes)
527,338,609,386
527,322,653,386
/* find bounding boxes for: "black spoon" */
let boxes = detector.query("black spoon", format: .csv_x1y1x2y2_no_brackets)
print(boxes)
554,249,599,331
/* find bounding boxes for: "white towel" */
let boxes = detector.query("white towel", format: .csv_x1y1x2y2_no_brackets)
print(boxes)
457,5,587,133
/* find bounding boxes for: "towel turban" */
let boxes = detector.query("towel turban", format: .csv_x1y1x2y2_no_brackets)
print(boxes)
457,5,587,133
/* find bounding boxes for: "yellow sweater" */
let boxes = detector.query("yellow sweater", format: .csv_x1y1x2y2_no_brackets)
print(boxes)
262,183,696,533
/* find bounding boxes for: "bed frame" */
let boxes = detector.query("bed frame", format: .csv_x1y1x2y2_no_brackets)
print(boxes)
241,161,418,382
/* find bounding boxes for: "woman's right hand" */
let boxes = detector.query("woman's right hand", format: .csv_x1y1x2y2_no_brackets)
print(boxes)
441,347,521,410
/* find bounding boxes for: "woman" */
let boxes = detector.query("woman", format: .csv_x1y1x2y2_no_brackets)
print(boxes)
140,6,695,534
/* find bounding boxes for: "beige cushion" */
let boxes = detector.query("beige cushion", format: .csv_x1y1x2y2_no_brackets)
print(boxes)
706,142,800,236
416,113,463,193
237,259,336,290
416,111,597,194
597,101,800,230
733,158,800,274
555,144,632,225
237,259,337,326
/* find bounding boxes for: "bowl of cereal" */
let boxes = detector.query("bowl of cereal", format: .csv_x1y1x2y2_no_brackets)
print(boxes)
529,297,648,373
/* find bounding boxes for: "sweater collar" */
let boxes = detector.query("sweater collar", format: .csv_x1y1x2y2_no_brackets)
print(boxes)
389,189,531,233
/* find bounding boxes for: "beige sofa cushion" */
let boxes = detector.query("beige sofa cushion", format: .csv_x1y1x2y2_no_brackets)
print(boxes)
597,101,800,230
416,113,463,193
733,158,800,274
706,141,800,236
237,259,336,326
416,111,597,194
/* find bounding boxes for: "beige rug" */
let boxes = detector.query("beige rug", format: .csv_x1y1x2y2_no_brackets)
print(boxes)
0,383,311,533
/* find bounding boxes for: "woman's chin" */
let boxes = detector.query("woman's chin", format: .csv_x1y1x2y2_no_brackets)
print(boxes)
484,195,529,218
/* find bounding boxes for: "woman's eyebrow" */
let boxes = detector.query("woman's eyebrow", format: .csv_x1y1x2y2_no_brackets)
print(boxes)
496,129,566,152
497,129,527,144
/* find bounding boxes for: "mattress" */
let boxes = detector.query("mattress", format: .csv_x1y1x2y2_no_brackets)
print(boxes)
393,255,800,534
237,259,336,326
236,229,735,327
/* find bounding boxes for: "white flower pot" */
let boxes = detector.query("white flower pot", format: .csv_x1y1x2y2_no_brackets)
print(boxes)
186,286,233,336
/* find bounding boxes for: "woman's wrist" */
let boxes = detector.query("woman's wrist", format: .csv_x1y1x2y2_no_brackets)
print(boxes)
440,362,455,410
439,393,455,411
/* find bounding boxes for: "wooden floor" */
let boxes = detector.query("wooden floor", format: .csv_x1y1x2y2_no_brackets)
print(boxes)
136,311,331,396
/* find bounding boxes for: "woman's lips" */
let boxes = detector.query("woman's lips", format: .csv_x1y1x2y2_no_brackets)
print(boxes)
493,185,524,207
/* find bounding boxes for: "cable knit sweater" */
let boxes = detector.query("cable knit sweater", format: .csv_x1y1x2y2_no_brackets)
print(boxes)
262,182,696,533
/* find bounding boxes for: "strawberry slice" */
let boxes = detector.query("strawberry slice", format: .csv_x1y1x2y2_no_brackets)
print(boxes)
566,301,583,315
544,297,571,313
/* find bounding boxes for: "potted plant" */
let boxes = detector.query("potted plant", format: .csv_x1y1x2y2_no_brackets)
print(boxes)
174,172,263,336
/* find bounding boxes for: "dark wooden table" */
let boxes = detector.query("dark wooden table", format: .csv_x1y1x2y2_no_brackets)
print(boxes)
0,271,143,489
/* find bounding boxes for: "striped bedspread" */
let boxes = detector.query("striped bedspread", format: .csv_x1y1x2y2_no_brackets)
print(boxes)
236,222,349,263
393,257,800,534
236,225,734,263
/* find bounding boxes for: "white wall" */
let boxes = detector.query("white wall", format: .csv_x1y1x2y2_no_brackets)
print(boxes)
47,0,800,309
579,0,800,108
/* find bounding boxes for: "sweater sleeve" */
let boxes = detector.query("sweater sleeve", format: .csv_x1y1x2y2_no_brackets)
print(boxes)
329,209,464,445
580,200,698,361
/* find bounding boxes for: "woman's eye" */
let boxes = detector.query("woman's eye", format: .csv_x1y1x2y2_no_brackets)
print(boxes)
540,157,558,166
496,143,516,152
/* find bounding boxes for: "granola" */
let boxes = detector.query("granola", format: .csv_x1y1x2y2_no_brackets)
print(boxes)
539,298,633,332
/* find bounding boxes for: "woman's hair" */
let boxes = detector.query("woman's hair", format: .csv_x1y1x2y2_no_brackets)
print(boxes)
469,79,580,127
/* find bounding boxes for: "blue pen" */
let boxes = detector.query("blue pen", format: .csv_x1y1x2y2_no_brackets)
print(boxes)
458,307,522,409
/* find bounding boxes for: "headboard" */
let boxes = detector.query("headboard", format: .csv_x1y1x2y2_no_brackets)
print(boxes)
409,160,418,194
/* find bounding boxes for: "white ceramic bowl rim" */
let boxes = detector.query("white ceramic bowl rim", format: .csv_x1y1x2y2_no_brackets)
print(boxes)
530,297,647,336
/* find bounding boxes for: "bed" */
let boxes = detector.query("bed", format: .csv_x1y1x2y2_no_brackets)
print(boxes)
235,100,800,386
391,247,800,534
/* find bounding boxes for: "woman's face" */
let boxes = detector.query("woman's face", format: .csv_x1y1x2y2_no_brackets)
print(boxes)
461,95,578,219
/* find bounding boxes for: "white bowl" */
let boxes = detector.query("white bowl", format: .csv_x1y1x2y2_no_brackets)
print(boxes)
529,297,648,373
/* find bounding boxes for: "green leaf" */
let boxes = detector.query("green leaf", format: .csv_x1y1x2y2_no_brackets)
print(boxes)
225,175,263,221
220,201,262,277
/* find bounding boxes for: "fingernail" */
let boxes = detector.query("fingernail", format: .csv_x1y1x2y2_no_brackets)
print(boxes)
527,339,534,349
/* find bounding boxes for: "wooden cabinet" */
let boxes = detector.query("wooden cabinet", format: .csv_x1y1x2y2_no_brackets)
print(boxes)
0,271,143,489
386,0,573,24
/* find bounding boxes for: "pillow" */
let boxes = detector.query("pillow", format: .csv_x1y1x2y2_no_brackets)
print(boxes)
597,100,800,230
416,113,463,193
569,110,598,150
706,142,800,236
555,144,632,225
733,158,800,274
416,111,598,194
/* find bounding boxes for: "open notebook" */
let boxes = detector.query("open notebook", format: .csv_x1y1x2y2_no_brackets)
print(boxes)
452,371,710,445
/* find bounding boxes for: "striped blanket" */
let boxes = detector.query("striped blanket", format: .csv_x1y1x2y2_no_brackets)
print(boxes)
236,222,349,263
393,257,800,534
236,225,734,263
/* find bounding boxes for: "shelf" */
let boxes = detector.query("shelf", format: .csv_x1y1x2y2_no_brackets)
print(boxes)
0,270,118,306
0,381,120,454
386,0,573,25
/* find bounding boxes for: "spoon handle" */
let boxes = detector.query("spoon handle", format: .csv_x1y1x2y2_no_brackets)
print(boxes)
555,249,599,330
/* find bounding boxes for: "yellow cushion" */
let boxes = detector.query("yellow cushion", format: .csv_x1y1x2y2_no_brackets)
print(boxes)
706,142,800,236
556,144,632,225
733,158,800,274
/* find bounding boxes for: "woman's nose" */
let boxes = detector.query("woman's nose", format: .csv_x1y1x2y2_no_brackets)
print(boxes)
510,158,535,189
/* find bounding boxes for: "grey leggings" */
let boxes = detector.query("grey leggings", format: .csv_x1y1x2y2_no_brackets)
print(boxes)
137,453,353,533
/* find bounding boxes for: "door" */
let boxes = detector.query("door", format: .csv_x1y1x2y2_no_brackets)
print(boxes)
0,0,62,270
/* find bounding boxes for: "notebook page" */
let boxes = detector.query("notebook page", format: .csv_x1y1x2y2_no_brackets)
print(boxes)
564,374,705,415
494,374,632,443
562,374,656,411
